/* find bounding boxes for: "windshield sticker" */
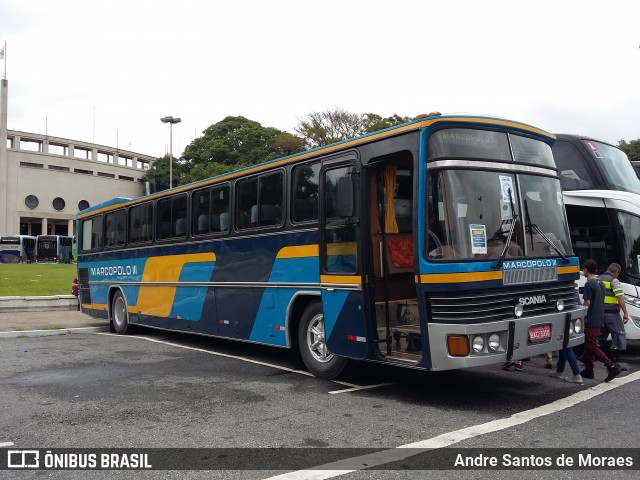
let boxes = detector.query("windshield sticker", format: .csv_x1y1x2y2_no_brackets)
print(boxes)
470,224,487,254
499,176,514,202
586,141,603,158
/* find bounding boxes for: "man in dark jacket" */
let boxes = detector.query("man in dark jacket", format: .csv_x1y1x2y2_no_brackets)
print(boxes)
581,260,622,382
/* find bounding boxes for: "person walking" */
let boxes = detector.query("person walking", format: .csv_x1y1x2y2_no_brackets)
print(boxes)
581,259,622,382
597,263,628,369
549,348,582,383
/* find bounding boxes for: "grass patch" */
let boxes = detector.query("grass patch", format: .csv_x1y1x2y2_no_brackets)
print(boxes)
0,263,77,296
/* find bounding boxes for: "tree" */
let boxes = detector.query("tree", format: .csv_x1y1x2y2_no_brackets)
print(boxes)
362,113,413,133
295,108,413,148
295,108,365,148
177,116,306,184
618,139,640,162
182,116,286,167
142,154,189,192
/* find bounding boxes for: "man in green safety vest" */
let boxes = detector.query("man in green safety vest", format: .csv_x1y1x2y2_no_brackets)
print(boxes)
598,263,629,369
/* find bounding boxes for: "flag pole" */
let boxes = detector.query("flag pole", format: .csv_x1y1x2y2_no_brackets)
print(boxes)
2,41,6,79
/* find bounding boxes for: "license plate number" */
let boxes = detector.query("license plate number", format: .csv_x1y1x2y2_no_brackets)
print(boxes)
529,324,551,343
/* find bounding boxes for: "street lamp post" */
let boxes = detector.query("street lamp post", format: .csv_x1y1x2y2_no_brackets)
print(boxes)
160,116,182,189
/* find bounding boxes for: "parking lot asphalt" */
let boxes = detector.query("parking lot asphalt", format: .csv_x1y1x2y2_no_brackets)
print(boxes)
0,309,108,333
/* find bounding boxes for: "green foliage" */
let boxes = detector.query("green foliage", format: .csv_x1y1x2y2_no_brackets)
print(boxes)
141,154,189,192
295,108,413,148
362,113,413,133
295,108,365,148
618,139,640,162
145,111,414,187
0,263,77,296
183,116,287,166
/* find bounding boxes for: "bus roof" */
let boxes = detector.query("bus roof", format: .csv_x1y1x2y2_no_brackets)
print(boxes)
79,113,554,219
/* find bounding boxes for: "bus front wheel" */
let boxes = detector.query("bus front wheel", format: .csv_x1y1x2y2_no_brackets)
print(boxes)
111,291,130,335
298,302,347,379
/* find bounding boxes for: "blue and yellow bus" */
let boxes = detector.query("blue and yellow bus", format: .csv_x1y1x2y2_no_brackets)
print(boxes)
77,113,586,378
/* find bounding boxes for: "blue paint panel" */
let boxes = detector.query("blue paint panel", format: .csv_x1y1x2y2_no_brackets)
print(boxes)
169,261,215,321
325,291,368,360
249,256,320,345
321,289,351,339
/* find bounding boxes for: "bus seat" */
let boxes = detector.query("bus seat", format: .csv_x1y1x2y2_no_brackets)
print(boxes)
219,212,230,231
386,235,414,272
175,218,187,237
197,214,209,234
251,205,281,226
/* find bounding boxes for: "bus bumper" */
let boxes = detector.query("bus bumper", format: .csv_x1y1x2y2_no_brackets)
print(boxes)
428,306,587,371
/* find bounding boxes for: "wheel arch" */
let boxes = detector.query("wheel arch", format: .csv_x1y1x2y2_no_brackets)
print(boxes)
286,291,321,349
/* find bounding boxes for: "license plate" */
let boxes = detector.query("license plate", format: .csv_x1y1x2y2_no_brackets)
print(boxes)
528,324,551,343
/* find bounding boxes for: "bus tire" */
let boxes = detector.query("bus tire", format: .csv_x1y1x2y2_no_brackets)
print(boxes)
298,302,347,379
111,291,130,335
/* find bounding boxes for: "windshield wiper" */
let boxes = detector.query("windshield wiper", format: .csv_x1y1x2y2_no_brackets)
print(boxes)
524,199,570,264
493,188,519,270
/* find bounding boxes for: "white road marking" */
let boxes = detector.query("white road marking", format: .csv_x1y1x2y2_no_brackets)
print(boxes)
96,333,358,388
263,370,640,479
328,383,393,394
0,442,15,447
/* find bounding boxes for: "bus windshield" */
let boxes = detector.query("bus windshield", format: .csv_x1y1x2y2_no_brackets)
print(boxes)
582,140,640,192
427,170,571,261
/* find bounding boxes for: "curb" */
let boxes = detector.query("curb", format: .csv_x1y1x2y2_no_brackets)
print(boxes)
0,295,78,312
0,326,110,339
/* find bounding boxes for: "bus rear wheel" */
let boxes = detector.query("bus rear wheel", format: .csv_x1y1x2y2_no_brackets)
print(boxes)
298,302,347,379
111,291,130,335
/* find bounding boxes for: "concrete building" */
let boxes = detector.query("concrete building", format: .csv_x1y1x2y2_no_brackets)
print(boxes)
0,79,156,237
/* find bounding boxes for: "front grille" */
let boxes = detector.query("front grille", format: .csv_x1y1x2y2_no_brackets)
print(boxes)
429,281,577,323
78,268,91,305
503,266,557,285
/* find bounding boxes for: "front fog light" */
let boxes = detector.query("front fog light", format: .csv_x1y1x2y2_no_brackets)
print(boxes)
556,299,565,311
574,319,582,334
488,333,501,351
514,303,524,318
472,335,484,353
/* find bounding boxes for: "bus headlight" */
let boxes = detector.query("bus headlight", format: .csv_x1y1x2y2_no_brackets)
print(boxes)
514,304,524,318
569,322,574,335
556,299,565,312
488,334,501,352
472,335,484,353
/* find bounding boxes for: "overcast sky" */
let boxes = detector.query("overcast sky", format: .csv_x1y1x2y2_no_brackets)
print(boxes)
2,0,639,158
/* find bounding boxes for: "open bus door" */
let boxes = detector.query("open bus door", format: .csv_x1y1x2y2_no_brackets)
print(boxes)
318,159,368,361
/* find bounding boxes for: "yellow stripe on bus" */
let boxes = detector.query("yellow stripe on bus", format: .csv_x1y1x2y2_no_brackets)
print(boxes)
326,242,357,255
135,253,216,317
276,245,319,259
320,275,361,285
418,271,503,284
557,265,579,275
